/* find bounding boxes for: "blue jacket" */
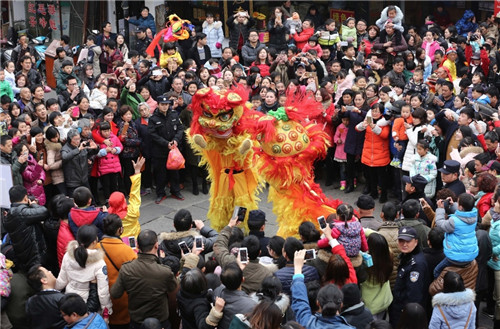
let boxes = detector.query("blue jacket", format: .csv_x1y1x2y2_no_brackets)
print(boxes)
64,312,107,329
435,208,478,262
429,289,476,329
488,214,500,270
275,264,319,295
128,14,156,34
291,275,354,329
202,21,224,58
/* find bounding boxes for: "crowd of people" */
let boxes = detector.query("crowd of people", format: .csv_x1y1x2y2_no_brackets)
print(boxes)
3,1,500,328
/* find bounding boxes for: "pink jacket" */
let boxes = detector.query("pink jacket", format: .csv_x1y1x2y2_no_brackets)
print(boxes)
97,133,123,176
333,123,348,161
302,43,323,58
22,155,46,205
422,40,441,62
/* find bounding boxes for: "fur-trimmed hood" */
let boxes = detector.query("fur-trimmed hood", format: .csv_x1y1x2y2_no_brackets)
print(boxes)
66,240,104,265
202,20,222,30
432,288,475,307
250,293,290,314
459,146,484,158
159,230,198,242
44,139,62,152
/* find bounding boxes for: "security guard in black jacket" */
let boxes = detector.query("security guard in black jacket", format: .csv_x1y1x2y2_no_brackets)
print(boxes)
148,93,184,203
389,226,429,327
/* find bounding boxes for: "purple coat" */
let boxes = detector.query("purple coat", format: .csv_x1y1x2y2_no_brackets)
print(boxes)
22,155,46,205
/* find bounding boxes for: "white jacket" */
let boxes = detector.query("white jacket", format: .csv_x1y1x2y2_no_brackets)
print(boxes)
56,240,113,313
402,124,432,172
89,88,107,110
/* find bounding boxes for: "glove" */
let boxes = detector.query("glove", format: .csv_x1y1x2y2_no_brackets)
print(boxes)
215,42,222,49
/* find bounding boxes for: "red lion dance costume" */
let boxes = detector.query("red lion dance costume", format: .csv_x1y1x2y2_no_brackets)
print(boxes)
189,86,341,236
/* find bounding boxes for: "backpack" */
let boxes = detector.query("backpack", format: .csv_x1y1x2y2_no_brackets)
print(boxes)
334,221,362,257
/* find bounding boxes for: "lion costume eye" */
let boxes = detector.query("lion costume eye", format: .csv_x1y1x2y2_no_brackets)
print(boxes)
219,112,233,122
203,110,213,118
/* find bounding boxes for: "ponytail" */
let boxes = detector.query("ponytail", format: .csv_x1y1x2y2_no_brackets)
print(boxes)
317,284,343,316
337,203,354,229
74,225,99,268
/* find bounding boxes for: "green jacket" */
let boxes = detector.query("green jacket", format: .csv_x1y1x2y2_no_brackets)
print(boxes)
120,87,144,120
360,279,393,314
0,80,14,101
56,71,81,94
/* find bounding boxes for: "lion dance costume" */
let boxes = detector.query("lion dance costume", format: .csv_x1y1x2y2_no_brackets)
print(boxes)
146,14,194,57
189,87,342,236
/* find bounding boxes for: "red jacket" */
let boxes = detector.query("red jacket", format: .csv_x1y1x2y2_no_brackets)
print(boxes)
326,244,358,287
249,62,271,77
293,28,315,50
57,220,74,267
478,192,493,218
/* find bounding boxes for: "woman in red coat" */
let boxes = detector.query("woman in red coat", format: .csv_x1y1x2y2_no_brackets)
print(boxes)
56,198,76,267
250,48,271,77
476,172,497,218
293,19,315,50
356,103,391,203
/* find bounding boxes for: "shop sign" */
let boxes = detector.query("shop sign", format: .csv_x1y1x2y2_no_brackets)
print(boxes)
27,1,58,31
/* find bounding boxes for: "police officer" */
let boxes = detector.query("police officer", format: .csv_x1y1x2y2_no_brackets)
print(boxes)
389,226,429,327
135,26,152,58
148,93,184,204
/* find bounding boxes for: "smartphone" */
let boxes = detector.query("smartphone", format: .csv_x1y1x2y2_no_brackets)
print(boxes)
340,41,348,47
178,241,190,254
317,216,327,229
128,237,136,248
195,236,203,249
232,206,247,222
366,116,372,125
304,249,316,260
239,247,248,263
345,105,355,111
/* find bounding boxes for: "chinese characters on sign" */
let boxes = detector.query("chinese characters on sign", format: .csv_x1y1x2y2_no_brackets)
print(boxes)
329,9,355,29
27,1,58,31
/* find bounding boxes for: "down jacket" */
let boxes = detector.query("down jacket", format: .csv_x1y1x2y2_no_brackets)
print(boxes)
3,202,49,272
226,15,256,51
127,13,156,34
45,139,64,185
357,119,391,167
488,216,500,271
56,241,113,314
402,124,429,172
160,226,218,259
97,133,122,176
61,142,98,188
56,220,74,267
22,155,46,205
429,289,476,329
410,152,438,199
202,20,224,58
117,120,141,159
98,237,137,325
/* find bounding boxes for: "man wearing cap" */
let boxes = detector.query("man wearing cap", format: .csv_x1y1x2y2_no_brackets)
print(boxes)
148,95,184,203
402,174,434,225
397,200,430,248
389,226,429,327
487,160,500,177
442,48,458,81
355,195,382,231
467,52,485,80
439,160,466,196
248,210,270,258
134,27,152,58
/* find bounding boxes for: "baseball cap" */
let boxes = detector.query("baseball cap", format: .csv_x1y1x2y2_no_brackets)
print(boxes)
135,26,146,33
486,160,500,174
355,195,375,210
398,226,418,241
438,160,460,175
248,210,266,227
402,174,428,191
157,95,172,104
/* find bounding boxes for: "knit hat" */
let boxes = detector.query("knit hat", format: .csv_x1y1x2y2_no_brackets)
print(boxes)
341,283,362,309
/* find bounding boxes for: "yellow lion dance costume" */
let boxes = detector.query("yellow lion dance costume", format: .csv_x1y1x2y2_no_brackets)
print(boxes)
188,87,261,231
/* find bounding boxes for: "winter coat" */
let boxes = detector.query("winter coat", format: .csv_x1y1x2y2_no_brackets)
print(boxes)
402,125,429,172
397,219,430,248
375,6,404,33
148,108,184,158
333,123,348,161
341,302,374,329
291,276,354,329
117,120,141,159
56,241,113,313
213,285,257,329
267,19,290,53
249,62,271,77
360,279,393,315
159,51,183,68
97,133,122,176
187,44,212,67
357,119,391,167
0,80,14,101
275,263,319,295
422,40,441,62
203,21,224,58
341,25,358,47
128,13,156,34
45,139,64,185
226,15,256,51
110,253,178,323
25,290,66,329
477,193,493,219
241,40,266,66
3,202,49,272
68,206,106,240
377,222,401,288
429,289,476,329
98,236,137,325
160,227,218,259
66,312,107,329
456,10,478,36
56,220,74,267
144,76,170,101
4,150,26,187
489,216,500,271
435,208,478,262
61,142,97,188
135,117,152,159
213,225,272,294
120,88,144,120
410,152,437,198
86,45,102,76
22,155,46,205
293,27,315,50
429,260,478,296
372,30,408,63
450,145,484,170
108,173,142,239
177,289,220,329
340,107,367,155
318,29,341,47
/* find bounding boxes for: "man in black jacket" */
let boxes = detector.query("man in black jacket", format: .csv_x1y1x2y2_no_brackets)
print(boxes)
4,186,49,273
148,94,184,203
187,33,212,67
26,264,66,329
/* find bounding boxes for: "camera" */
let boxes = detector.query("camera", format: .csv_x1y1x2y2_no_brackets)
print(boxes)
470,35,478,41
